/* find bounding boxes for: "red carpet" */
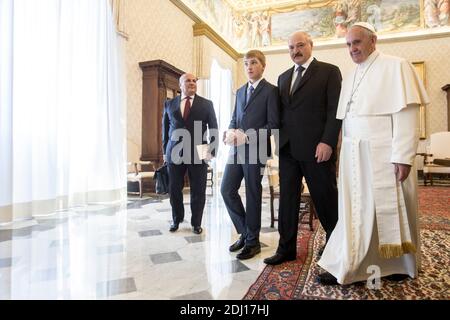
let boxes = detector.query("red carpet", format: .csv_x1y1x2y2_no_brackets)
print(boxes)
244,186,450,300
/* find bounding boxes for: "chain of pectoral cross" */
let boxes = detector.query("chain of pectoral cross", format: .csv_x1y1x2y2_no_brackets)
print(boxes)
347,52,380,108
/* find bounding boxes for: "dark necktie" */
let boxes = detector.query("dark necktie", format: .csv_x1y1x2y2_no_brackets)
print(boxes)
183,96,191,121
290,65,305,96
246,85,254,104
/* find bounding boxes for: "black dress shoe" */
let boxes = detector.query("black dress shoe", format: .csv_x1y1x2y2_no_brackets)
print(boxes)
169,223,179,232
192,226,203,234
384,274,409,282
317,272,338,285
236,245,261,260
229,237,245,252
263,253,296,265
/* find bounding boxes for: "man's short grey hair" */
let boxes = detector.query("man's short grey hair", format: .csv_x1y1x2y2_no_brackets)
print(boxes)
288,31,313,46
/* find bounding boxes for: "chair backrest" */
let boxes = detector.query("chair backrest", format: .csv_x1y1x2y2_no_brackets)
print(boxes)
127,162,137,174
266,160,311,192
429,132,450,159
266,160,279,188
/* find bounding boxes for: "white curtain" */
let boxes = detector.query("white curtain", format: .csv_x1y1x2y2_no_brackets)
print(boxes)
0,0,126,224
197,60,235,297
197,59,233,175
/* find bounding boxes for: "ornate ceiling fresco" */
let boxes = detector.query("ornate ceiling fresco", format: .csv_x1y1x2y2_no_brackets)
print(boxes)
174,0,450,53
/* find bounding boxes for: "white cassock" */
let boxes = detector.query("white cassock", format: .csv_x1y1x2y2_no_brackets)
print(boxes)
318,51,430,285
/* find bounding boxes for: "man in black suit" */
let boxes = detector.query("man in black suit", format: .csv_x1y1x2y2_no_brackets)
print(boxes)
264,31,342,265
221,50,280,260
162,73,218,234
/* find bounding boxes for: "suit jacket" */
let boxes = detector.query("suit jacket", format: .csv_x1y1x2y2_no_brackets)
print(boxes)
229,78,280,163
162,94,218,164
277,58,342,161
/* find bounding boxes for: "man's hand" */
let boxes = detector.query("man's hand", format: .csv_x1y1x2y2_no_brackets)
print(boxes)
223,129,235,145
233,129,247,146
163,155,167,163
315,142,332,163
222,130,228,143
394,163,411,182
205,152,214,161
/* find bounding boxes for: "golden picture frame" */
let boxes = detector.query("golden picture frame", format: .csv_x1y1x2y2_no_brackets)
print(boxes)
110,0,128,39
412,61,426,139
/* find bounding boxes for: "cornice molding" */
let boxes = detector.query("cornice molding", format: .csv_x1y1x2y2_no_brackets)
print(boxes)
224,0,328,12
193,23,242,61
169,0,201,23
170,0,241,61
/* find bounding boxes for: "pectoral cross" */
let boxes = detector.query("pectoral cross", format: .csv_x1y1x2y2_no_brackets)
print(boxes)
347,99,353,109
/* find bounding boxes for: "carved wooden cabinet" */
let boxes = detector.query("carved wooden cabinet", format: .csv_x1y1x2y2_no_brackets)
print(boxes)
139,60,183,163
139,60,184,191
442,84,450,130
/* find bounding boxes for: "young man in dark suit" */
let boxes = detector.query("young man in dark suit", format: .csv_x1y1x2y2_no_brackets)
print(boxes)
264,32,342,265
221,50,280,260
162,73,218,234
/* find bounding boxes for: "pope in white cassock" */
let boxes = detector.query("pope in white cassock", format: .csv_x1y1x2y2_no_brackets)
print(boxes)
317,22,430,285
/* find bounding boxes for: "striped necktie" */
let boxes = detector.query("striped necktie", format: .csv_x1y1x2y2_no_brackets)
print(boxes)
290,65,305,96
246,85,254,104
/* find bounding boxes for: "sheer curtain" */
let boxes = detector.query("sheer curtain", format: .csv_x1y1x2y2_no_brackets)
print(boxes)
0,0,126,224
197,59,233,175
197,60,235,297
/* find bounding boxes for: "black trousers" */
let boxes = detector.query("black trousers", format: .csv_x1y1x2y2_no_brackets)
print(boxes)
221,161,265,246
276,145,338,256
168,163,208,227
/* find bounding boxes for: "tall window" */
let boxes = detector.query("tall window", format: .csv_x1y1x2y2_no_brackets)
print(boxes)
0,0,126,224
198,60,233,174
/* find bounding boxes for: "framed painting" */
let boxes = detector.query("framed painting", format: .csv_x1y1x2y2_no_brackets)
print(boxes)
412,61,426,139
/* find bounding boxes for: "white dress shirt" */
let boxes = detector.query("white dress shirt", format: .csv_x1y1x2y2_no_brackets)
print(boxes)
290,55,314,92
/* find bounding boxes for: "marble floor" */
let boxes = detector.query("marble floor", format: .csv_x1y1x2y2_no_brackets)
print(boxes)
0,185,281,300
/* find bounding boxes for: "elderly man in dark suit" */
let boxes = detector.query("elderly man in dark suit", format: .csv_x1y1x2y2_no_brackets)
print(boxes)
221,50,280,260
264,32,342,265
162,73,218,234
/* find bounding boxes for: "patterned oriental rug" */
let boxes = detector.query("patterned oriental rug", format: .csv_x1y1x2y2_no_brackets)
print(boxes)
244,186,450,300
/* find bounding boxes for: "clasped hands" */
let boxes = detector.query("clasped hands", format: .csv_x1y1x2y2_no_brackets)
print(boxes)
223,129,248,146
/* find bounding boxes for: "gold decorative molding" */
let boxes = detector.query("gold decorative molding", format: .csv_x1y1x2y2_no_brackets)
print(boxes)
193,23,242,61
170,0,241,61
412,61,426,139
169,0,202,23
267,0,334,13
110,0,129,39
225,0,331,12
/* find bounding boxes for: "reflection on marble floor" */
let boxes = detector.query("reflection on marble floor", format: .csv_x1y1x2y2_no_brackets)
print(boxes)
0,187,280,300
